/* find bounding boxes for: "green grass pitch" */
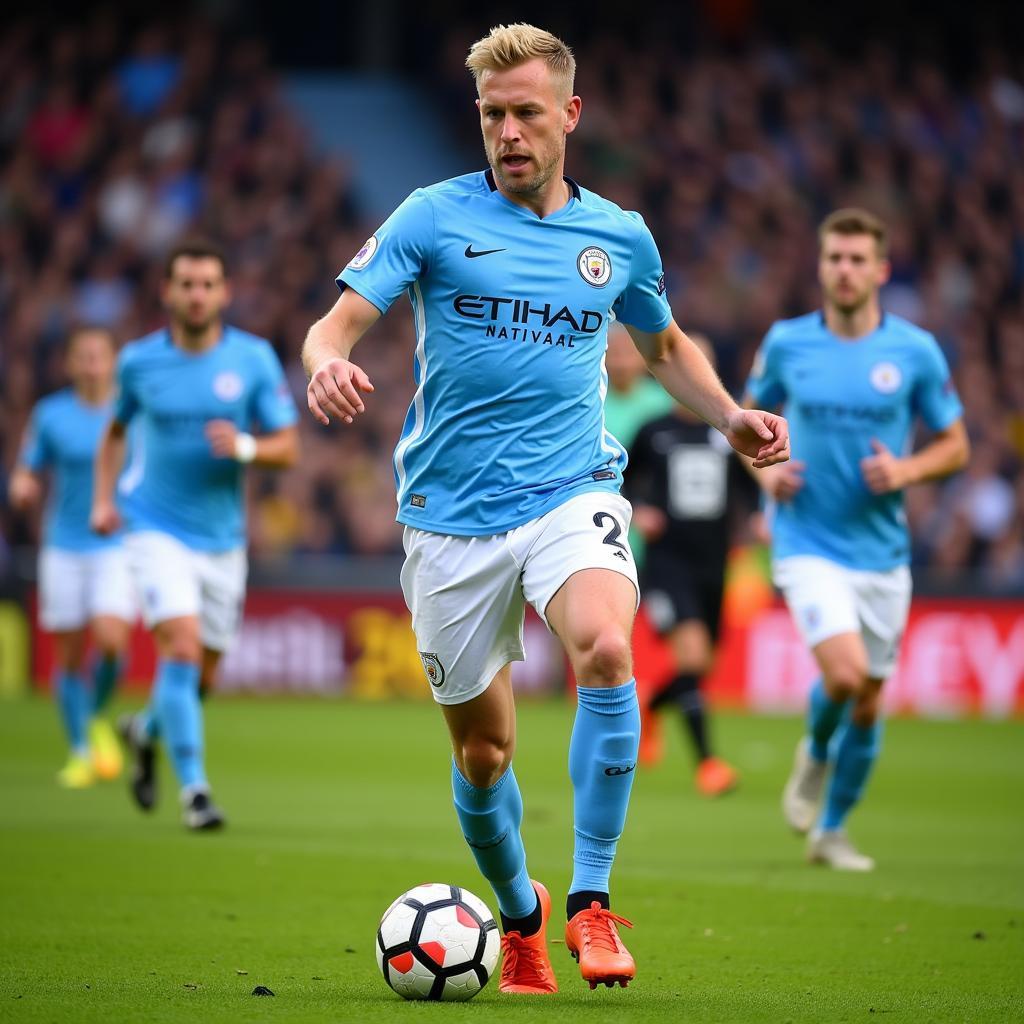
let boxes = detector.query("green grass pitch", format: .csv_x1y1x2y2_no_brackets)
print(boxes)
0,697,1022,1023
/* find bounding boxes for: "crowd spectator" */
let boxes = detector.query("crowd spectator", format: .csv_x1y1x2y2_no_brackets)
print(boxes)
0,13,1020,584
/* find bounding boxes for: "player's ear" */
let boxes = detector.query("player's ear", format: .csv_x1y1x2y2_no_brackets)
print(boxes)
564,95,581,135
877,258,891,287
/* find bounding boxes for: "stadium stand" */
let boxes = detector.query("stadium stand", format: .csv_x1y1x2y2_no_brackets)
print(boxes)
0,12,1020,585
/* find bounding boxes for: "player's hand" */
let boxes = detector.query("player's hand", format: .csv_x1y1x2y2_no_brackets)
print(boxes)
7,472,41,511
205,420,239,459
307,358,375,426
724,408,790,468
860,438,909,494
760,460,805,502
631,504,667,542
90,500,121,536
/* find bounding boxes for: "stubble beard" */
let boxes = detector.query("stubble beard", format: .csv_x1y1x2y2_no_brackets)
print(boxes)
827,284,872,318
488,139,562,197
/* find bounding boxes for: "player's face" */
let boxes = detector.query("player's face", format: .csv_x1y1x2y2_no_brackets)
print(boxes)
163,256,230,333
818,233,890,315
67,331,116,390
476,59,581,198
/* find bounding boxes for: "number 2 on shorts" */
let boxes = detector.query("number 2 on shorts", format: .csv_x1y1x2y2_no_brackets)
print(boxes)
593,511,628,552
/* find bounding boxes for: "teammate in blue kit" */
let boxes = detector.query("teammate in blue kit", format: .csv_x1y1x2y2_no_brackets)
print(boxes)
744,209,969,871
91,240,299,830
303,24,789,992
10,326,133,788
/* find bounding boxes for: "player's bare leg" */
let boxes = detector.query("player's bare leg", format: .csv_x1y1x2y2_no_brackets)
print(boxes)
548,568,639,988
443,667,556,994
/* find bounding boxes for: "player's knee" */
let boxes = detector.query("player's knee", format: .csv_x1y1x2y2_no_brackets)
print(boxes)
161,632,201,664
825,658,869,700
459,736,512,789
574,625,632,685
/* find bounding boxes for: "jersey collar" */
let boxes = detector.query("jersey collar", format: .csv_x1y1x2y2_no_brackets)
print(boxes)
483,168,581,213
817,309,887,338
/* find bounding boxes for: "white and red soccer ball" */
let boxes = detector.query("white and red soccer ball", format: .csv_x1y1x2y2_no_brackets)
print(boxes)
375,883,500,1001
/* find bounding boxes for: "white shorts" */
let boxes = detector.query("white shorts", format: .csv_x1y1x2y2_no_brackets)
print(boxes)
38,545,137,632
125,531,248,652
773,555,912,678
401,491,639,706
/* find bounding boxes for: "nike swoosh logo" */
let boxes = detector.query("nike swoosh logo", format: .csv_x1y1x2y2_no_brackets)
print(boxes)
465,245,506,258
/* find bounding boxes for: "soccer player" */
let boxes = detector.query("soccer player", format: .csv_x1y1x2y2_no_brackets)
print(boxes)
626,333,744,796
91,239,299,830
302,24,789,992
744,209,968,871
9,326,133,788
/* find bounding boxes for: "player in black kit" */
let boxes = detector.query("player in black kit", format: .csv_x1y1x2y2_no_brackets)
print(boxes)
626,334,749,796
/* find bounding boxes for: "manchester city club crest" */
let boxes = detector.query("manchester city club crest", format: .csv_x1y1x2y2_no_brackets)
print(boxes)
419,652,446,688
348,234,379,270
869,361,903,394
212,370,243,401
577,246,612,287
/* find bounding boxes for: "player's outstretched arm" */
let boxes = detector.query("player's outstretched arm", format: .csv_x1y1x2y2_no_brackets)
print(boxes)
860,418,970,494
91,419,126,535
625,321,790,468
303,289,381,426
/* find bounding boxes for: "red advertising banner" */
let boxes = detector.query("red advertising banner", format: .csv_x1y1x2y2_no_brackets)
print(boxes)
30,588,1024,716
634,599,1024,718
30,589,565,699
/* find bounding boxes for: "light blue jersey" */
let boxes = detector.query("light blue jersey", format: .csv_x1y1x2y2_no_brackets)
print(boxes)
745,311,963,570
338,170,672,536
113,326,298,551
19,389,119,552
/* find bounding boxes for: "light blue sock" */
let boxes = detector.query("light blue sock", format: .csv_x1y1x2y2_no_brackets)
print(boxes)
808,678,847,762
91,654,121,715
153,660,205,789
451,761,535,919
56,670,90,754
568,679,640,895
820,720,882,831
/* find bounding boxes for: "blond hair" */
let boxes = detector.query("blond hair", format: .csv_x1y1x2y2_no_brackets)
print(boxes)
466,23,576,98
818,208,889,258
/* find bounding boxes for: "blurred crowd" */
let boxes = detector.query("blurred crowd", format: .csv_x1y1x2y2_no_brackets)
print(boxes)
1,14,1022,586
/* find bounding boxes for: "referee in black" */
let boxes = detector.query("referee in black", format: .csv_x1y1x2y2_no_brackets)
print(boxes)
625,333,751,796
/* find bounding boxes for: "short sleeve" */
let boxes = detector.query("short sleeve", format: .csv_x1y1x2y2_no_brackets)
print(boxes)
612,218,672,333
250,343,299,432
744,326,787,408
112,350,139,424
336,189,434,314
18,405,51,471
913,336,963,432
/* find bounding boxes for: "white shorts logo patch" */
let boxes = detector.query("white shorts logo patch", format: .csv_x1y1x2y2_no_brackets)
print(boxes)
348,235,379,270
870,361,902,394
578,246,612,287
212,371,243,402
419,652,446,688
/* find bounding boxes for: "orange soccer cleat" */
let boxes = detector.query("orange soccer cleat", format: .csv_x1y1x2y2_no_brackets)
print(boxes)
565,902,636,989
695,756,739,797
498,880,558,994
